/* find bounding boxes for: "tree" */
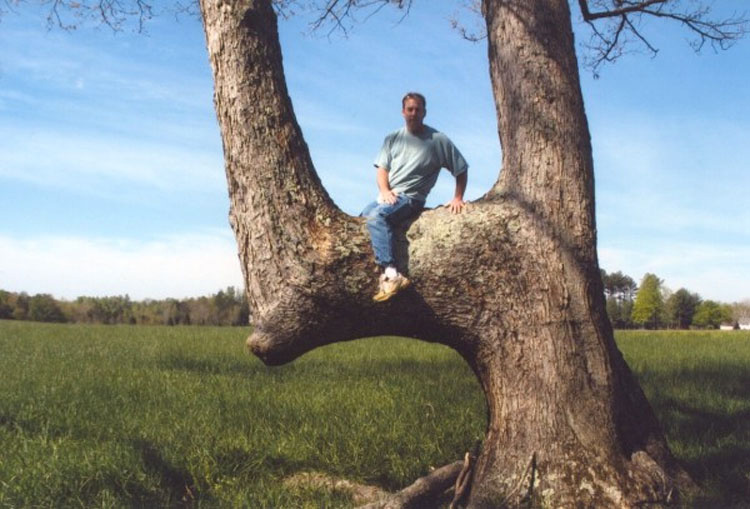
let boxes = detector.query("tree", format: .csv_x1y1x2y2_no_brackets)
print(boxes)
730,299,750,327
12,292,30,321
0,290,13,319
601,269,637,328
631,273,666,329
601,270,637,301
692,300,733,329
10,0,744,505
191,0,747,505
665,288,701,329
28,293,68,323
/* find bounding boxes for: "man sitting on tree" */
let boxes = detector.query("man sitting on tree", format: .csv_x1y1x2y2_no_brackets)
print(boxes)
361,92,469,302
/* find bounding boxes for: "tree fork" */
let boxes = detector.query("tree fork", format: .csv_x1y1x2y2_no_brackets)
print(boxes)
199,0,694,506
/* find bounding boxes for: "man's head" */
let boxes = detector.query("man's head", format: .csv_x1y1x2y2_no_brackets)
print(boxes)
401,92,426,134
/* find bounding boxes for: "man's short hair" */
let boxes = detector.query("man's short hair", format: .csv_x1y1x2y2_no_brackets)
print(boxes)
402,92,426,109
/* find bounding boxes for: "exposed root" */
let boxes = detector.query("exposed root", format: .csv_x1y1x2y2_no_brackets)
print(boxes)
284,455,475,508
358,460,465,509
450,452,475,509
283,471,389,505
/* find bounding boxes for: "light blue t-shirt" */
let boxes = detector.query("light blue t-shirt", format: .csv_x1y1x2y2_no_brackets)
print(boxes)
374,125,468,203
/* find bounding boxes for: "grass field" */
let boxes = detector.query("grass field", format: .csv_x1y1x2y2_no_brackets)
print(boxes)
0,321,748,508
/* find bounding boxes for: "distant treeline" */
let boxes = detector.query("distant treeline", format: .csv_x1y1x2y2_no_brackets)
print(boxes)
4,273,749,330
0,287,249,326
602,269,749,330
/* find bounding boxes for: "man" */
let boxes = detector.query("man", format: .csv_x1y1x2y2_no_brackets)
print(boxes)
361,92,469,302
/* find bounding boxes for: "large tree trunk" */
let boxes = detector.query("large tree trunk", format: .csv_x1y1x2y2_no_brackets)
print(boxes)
200,0,692,506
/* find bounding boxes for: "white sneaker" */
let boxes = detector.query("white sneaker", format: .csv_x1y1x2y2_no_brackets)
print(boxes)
373,273,411,302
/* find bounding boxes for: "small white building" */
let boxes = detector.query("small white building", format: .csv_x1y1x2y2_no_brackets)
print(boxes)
720,321,750,331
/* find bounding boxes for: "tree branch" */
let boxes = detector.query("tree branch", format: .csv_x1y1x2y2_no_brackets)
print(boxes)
578,0,668,21
43,0,155,32
577,0,749,75
304,0,412,37
449,0,486,42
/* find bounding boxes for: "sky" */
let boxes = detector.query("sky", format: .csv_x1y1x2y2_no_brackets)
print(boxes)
1,2,749,303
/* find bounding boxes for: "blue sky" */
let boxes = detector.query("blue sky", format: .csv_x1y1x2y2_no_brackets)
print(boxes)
1,2,748,302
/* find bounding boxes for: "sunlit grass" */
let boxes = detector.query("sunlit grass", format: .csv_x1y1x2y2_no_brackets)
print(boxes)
0,322,748,507
0,321,485,507
617,330,750,507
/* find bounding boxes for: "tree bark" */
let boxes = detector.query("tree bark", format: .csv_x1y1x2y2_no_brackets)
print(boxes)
199,0,693,506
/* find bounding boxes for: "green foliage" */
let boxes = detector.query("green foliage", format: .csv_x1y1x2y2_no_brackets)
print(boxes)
605,295,634,329
0,287,249,326
631,273,665,329
11,292,30,321
0,290,14,319
28,294,67,323
601,269,637,328
600,269,637,301
666,288,702,329
692,300,734,329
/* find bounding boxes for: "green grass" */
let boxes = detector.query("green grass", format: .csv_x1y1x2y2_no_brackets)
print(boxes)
0,322,748,507
617,330,750,507
0,321,484,508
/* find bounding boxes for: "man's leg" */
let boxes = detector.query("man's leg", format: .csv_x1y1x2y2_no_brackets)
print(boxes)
361,195,420,301
361,195,418,267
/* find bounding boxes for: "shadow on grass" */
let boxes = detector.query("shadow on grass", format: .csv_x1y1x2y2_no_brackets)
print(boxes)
0,411,69,439
133,440,200,507
156,354,254,376
634,366,750,505
156,347,477,387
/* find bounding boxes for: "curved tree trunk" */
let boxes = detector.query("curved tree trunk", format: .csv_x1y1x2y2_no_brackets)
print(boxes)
200,0,693,506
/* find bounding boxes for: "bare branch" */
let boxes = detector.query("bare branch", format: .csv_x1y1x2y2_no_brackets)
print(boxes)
449,0,486,42
624,15,658,55
579,0,668,21
577,0,749,75
41,0,155,33
304,0,412,37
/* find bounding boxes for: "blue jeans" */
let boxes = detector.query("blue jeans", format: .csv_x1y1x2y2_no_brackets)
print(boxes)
361,195,423,268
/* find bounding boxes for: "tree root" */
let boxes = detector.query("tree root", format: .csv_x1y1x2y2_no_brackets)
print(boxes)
450,452,474,509
284,455,475,508
357,459,468,509
283,471,389,505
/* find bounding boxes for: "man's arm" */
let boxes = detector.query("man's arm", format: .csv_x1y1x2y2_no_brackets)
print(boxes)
447,170,468,213
376,166,398,205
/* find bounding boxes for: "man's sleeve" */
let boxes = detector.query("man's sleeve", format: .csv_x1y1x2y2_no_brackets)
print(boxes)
442,137,469,177
374,134,392,171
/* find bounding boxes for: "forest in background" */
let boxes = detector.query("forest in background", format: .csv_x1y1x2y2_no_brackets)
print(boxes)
0,287,249,326
601,269,748,330
2,269,749,329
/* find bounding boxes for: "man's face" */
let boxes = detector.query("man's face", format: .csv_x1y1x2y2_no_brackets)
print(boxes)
402,97,426,133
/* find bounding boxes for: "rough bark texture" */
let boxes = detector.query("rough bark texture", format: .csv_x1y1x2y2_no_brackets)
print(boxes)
200,0,693,506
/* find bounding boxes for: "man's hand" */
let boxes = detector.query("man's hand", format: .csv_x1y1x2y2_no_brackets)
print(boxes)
379,189,399,205
447,197,466,214
376,166,398,205
447,171,468,213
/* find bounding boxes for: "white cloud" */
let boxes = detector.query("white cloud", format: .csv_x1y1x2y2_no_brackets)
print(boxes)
0,232,244,300
0,125,224,198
